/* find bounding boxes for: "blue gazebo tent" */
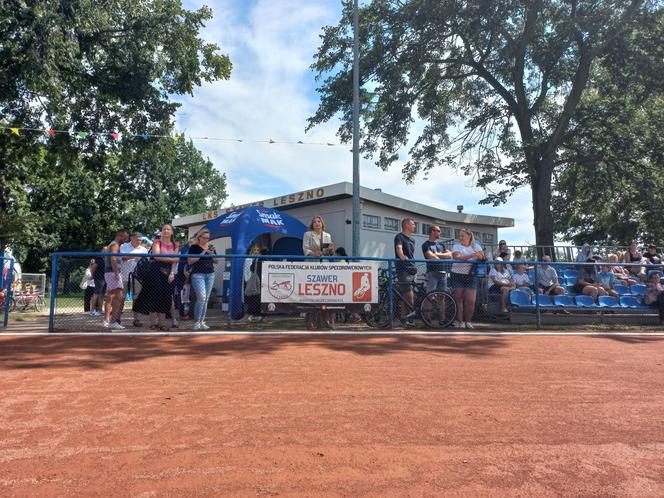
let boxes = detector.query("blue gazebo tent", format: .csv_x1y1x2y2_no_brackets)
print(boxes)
197,206,307,319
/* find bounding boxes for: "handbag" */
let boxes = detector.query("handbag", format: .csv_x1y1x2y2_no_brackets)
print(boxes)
79,275,89,290
133,249,153,283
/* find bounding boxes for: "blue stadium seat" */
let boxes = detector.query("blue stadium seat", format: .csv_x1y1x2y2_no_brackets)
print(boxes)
554,295,576,307
575,295,598,307
598,296,620,308
564,269,578,280
614,284,630,295
510,290,534,308
619,296,641,308
630,284,646,297
535,295,556,307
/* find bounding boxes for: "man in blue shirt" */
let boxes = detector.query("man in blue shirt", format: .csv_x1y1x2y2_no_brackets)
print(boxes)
422,225,452,292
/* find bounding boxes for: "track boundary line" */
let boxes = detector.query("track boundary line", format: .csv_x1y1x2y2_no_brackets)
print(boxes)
2,331,664,337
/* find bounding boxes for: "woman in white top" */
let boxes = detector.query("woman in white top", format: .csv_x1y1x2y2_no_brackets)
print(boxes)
450,229,485,329
302,215,334,329
303,215,334,257
488,257,514,313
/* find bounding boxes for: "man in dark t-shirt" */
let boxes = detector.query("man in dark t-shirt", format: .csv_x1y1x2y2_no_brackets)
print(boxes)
422,225,452,292
394,218,417,325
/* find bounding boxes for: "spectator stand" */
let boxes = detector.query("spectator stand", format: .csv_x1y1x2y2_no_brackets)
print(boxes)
505,260,662,326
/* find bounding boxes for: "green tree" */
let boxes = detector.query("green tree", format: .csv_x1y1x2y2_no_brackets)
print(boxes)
308,0,654,248
0,0,231,269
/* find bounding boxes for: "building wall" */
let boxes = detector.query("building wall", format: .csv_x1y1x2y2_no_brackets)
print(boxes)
183,197,499,259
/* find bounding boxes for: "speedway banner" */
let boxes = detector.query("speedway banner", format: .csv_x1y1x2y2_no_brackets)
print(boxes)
261,261,379,309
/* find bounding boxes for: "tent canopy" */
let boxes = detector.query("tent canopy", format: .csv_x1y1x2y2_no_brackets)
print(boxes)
197,206,308,319
201,206,308,255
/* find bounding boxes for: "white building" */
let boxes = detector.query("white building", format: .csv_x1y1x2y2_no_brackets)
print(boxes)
172,182,514,258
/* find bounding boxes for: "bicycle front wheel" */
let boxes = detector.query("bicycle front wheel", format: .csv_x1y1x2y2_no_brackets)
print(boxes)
34,296,45,312
419,291,456,329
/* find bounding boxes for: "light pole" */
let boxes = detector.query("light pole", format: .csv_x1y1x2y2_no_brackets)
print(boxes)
351,0,361,256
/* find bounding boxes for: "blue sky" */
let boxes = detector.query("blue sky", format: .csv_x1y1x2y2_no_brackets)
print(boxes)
175,0,536,244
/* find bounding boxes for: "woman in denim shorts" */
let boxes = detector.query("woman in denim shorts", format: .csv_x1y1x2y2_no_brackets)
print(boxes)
450,229,485,329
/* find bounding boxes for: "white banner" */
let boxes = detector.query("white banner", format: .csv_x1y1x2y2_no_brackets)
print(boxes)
261,261,379,304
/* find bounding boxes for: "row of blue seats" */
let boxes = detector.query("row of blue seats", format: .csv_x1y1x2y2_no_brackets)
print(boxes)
509,289,651,309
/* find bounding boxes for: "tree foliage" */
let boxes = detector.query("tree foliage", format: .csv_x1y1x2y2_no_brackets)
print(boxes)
551,11,664,245
0,0,231,270
308,0,659,247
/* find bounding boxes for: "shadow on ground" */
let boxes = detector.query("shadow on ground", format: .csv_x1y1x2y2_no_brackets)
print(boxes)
0,334,507,370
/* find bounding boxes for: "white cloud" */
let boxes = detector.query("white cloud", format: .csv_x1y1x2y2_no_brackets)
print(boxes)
176,0,536,244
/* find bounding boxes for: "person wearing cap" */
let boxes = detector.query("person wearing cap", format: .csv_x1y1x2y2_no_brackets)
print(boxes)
120,231,149,326
643,244,662,265
488,257,514,313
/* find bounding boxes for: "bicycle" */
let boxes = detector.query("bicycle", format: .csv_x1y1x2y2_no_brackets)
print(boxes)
10,291,45,312
364,269,457,329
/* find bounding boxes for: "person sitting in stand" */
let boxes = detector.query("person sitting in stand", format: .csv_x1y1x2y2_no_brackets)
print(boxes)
572,260,607,300
497,240,511,261
488,257,514,313
608,253,638,286
645,271,664,324
597,264,620,299
576,243,594,263
623,240,645,282
512,264,534,298
643,244,662,265
536,255,565,296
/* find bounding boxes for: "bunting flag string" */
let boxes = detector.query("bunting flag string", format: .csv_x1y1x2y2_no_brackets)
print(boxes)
0,125,339,147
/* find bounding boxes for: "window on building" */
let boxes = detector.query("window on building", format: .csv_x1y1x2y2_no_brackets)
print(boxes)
421,223,431,235
472,231,481,243
362,214,381,229
384,217,399,231
453,228,461,240
441,227,452,238
482,233,495,244
413,222,419,233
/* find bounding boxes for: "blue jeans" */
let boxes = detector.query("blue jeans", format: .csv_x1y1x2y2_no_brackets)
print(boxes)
191,273,215,322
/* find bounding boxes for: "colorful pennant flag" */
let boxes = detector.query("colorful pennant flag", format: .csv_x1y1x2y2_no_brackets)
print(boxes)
47,129,57,136
111,132,120,140
10,127,19,136
77,131,88,138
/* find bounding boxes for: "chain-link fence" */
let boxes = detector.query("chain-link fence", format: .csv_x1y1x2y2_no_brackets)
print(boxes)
47,252,664,332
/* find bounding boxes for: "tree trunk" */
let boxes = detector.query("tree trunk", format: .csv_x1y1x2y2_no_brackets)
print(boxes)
531,160,555,259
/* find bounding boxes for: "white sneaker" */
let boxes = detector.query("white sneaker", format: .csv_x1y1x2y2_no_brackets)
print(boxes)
171,319,179,328
465,322,474,329
201,322,211,330
102,321,110,328
89,311,97,316
455,321,466,329
192,322,202,331
109,322,125,330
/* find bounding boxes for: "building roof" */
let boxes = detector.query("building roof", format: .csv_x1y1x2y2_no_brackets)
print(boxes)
172,182,514,229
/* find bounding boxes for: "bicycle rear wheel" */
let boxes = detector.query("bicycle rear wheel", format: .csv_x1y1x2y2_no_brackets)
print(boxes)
419,291,456,329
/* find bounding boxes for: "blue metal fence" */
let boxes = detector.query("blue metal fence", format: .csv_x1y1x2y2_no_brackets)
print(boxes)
43,251,664,332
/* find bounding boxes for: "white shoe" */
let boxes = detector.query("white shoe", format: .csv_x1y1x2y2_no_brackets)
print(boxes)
201,322,210,330
109,322,125,330
171,319,179,328
102,321,110,328
192,322,202,331
455,321,466,329
465,322,474,329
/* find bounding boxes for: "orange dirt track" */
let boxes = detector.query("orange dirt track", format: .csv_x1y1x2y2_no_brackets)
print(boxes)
1,332,664,496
